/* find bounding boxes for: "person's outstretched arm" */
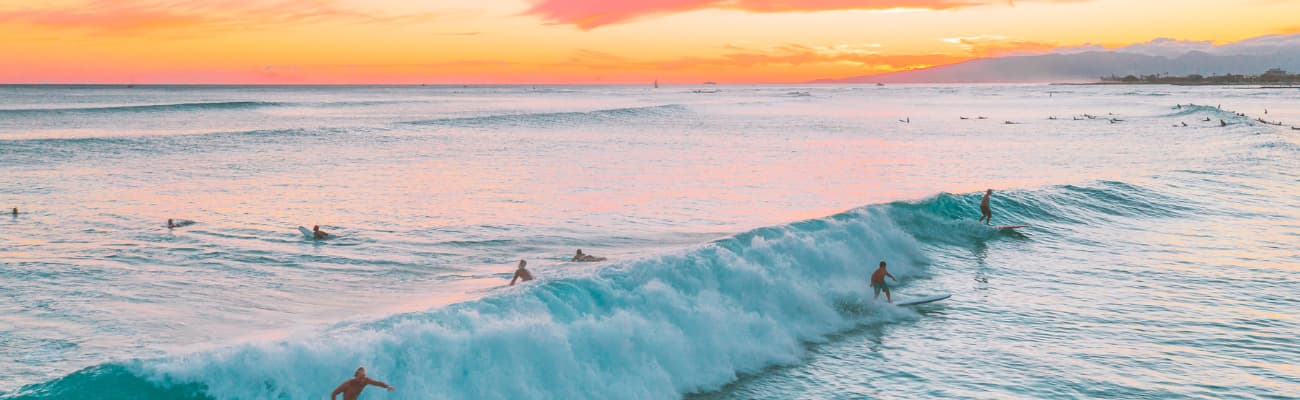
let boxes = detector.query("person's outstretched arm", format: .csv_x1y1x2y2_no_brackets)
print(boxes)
366,378,395,391
510,272,520,286
887,272,896,281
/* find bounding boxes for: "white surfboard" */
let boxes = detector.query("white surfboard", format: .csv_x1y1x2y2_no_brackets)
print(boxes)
895,293,951,306
298,226,317,239
995,225,1028,230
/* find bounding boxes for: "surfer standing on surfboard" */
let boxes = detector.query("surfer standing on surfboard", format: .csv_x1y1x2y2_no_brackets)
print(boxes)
979,189,993,225
871,261,897,303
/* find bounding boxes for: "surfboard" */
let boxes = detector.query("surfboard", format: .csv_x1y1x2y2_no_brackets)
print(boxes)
996,225,1028,230
298,226,317,239
895,293,951,306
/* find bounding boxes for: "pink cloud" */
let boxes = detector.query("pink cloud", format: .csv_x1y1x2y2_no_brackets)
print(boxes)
0,0,437,35
525,0,1082,30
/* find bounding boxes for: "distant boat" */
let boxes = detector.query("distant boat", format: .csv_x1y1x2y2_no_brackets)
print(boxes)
703,81,717,85
876,83,885,87
654,79,659,89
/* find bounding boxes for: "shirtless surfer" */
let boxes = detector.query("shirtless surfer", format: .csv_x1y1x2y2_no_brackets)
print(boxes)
979,189,993,225
312,225,329,240
330,367,394,400
871,261,897,303
509,260,533,285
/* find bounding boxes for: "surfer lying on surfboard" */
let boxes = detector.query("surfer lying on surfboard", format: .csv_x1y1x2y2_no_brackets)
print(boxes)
572,249,607,262
871,261,898,303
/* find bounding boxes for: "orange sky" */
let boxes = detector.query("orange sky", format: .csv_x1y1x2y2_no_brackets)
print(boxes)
2,0,1298,84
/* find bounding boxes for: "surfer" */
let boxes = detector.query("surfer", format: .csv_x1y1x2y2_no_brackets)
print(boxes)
871,261,897,303
10,207,16,217
979,189,994,225
167,219,176,229
509,260,533,286
1220,119,1227,127
572,249,607,262
331,367,394,400
312,225,329,240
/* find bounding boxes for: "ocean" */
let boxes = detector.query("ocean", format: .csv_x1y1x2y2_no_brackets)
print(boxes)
0,84,1296,399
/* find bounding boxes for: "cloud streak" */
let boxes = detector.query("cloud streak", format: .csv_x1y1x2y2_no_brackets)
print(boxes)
942,35,1059,57
0,0,437,35
525,0,1081,29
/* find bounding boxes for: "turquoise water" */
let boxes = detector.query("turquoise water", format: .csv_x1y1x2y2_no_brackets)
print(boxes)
1,85,1296,399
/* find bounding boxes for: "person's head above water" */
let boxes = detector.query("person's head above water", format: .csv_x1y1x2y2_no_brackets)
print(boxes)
518,259,527,269
354,367,366,378
313,225,320,231
879,261,887,269
575,249,584,256
986,189,993,194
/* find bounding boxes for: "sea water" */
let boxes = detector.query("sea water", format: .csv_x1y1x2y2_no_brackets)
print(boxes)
0,84,1296,399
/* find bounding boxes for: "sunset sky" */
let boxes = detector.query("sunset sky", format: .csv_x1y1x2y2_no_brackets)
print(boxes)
2,0,1299,84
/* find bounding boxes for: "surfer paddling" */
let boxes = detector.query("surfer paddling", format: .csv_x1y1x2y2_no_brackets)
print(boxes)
979,189,994,225
331,367,394,400
571,249,607,262
871,261,897,303
11,207,16,217
312,225,329,240
167,219,176,229
509,259,533,285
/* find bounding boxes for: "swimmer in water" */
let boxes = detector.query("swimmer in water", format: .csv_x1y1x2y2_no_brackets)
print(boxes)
510,260,533,286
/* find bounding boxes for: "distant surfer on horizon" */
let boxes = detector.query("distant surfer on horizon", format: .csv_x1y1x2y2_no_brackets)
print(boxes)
571,249,607,262
871,261,897,303
312,225,329,240
979,189,994,225
167,219,176,229
11,207,16,217
330,367,394,400
509,259,533,286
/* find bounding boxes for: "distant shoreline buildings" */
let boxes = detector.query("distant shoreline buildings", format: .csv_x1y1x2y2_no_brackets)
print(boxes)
1095,68,1300,86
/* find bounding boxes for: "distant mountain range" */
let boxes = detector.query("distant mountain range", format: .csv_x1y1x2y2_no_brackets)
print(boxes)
815,34,1300,83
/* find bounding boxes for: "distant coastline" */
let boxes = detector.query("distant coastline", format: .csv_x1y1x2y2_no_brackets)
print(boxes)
1062,68,1300,87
